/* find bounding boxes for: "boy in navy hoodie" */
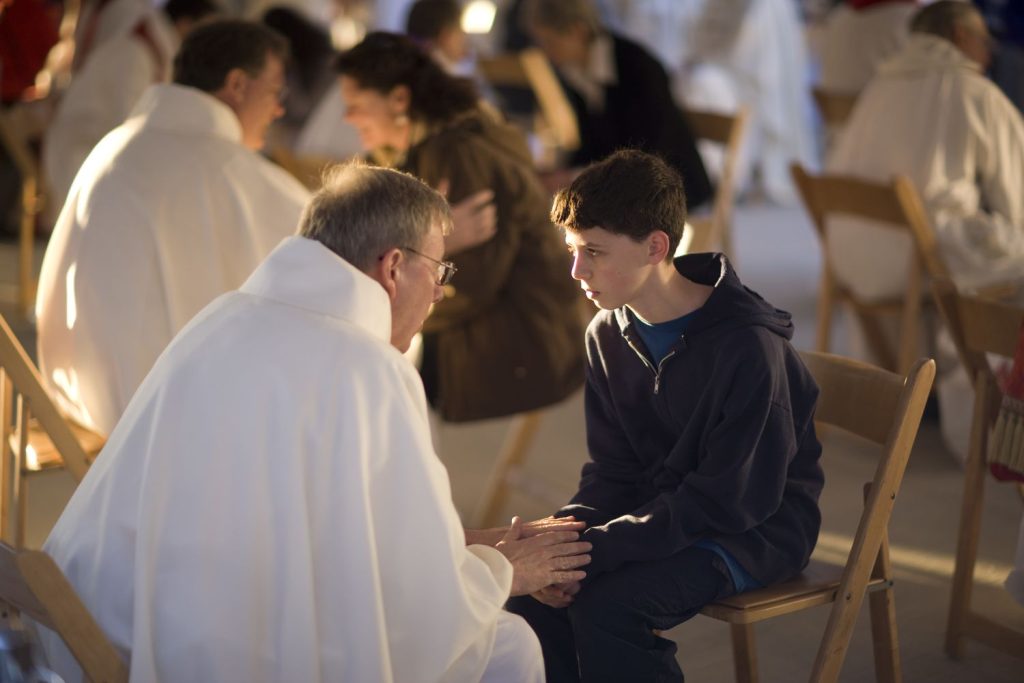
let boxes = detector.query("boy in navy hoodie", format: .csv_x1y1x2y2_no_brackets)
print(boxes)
507,150,824,682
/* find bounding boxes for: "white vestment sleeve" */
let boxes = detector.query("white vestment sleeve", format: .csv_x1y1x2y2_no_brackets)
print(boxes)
365,360,513,682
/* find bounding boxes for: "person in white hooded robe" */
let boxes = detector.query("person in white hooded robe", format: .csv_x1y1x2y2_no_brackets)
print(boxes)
37,162,593,682
43,0,218,212
825,1,1024,460
35,19,311,436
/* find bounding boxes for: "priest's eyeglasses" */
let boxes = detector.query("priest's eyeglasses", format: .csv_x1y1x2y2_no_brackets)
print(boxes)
402,247,457,286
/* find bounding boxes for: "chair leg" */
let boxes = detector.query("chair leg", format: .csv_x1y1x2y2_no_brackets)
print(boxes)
472,412,543,528
15,477,26,549
869,587,901,683
729,622,758,683
865,485,902,683
11,396,27,547
0,372,11,544
945,376,991,658
816,272,834,354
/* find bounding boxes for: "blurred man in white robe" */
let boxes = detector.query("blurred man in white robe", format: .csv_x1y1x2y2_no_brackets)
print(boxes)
37,162,591,682
43,0,218,210
35,20,311,436
826,1,1024,458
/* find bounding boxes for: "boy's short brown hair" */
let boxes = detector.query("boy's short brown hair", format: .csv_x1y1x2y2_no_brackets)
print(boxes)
551,150,688,259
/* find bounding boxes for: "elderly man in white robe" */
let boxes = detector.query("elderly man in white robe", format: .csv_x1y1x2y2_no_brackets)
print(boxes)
35,19,311,437
37,162,591,682
826,1,1024,459
43,0,217,211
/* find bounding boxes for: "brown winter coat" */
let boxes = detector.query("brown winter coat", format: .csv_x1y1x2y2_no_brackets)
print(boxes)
403,111,586,421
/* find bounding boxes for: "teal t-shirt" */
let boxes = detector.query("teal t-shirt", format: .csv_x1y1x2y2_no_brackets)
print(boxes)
629,308,762,594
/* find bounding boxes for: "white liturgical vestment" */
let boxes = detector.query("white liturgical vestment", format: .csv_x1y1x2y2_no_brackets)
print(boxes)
35,83,310,436
826,34,1024,460
826,34,1024,301
44,0,179,210
38,236,520,682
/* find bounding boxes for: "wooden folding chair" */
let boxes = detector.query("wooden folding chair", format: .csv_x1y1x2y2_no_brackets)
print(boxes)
0,541,127,682
791,164,937,375
478,48,580,160
0,314,104,546
0,109,45,318
932,280,1024,661
812,87,859,130
700,351,935,683
681,107,749,260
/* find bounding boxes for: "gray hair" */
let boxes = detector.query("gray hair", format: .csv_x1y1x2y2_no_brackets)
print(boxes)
910,1,981,42
298,162,452,273
521,0,601,34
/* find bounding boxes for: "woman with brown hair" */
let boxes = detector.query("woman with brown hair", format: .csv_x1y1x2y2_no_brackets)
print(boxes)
335,31,585,422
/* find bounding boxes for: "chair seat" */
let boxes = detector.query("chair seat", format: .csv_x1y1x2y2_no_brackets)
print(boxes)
700,559,889,624
7,418,104,472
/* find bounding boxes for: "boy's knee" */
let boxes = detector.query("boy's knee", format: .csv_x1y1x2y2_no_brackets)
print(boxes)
568,578,637,628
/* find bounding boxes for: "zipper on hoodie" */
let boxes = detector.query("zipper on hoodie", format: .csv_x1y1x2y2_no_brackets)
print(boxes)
622,330,686,395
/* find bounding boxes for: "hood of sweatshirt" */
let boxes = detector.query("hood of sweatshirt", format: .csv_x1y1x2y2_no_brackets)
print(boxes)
612,252,795,344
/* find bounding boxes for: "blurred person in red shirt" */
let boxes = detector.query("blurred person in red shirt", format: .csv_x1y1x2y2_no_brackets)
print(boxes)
0,0,60,104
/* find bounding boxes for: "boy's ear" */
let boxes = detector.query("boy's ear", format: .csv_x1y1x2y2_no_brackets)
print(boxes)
647,230,671,263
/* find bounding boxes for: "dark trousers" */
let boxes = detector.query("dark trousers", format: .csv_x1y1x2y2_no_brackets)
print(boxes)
506,547,734,682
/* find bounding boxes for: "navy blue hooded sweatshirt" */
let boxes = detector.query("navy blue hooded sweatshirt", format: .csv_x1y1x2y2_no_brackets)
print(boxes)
559,253,824,587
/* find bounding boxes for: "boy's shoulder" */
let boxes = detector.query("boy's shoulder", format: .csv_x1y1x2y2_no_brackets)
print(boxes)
584,307,619,341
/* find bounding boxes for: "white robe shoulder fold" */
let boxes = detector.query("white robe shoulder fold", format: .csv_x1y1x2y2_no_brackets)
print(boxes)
38,236,514,683
35,84,310,436
826,35,1024,301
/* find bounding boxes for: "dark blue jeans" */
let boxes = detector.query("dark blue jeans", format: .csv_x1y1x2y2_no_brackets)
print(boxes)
506,547,735,682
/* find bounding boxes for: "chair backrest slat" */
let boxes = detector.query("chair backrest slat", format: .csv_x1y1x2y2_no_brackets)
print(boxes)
0,543,128,682
933,279,1024,388
792,166,910,230
800,351,905,445
959,295,1023,358
685,109,737,145
0,315,90,481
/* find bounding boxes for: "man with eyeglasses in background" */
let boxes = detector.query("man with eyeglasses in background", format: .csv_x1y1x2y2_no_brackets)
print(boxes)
35,19,311,438
37,163,591,682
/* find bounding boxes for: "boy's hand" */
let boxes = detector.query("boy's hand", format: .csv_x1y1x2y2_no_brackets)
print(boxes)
464,515,584,547
531,580,582,609
520,515,585,537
